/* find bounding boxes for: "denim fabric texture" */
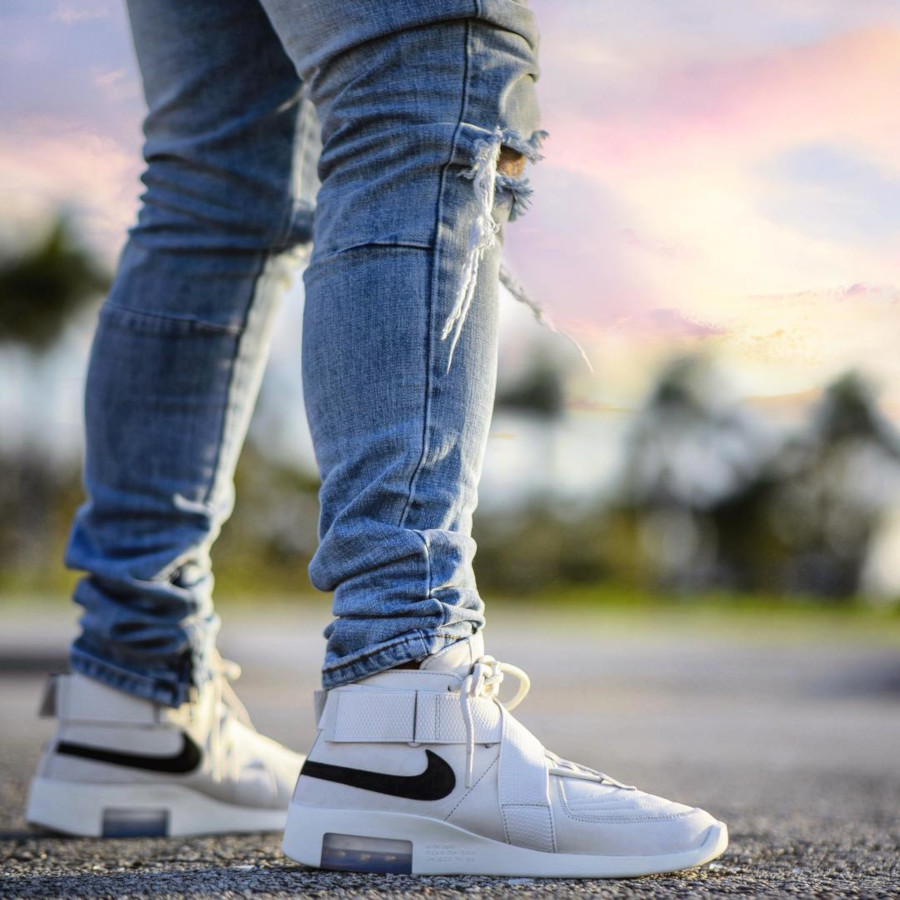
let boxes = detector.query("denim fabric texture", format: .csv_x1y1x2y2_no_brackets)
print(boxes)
66,0,544,705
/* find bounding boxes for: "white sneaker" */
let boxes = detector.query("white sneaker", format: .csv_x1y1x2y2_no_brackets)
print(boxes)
283,635,728,877
26,655,303,837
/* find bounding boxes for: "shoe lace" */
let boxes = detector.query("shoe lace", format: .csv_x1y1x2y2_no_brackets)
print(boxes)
452,655,633,791
454,655,525,789
208,651,253,783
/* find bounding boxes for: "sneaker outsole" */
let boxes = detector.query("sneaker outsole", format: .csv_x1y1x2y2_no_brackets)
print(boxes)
26,776,288,837
282,805,729,878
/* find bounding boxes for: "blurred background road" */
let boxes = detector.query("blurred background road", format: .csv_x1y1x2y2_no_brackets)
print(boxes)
1,601,898,898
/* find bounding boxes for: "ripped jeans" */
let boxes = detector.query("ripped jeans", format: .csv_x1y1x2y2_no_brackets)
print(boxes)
64,0,546,706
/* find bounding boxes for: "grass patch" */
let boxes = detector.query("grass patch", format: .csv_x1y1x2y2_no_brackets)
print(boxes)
486,583,900,646
5,583,898,648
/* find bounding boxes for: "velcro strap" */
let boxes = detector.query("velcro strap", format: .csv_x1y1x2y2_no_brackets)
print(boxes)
319,688,502,745
55,675,160,725
334,690,417,742
498,711,555,852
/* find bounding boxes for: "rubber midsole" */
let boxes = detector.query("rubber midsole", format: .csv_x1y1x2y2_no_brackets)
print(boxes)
26,776,287,837
282,804,729,877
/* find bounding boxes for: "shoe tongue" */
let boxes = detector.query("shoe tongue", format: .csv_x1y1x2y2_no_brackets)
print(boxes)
419,632,484,677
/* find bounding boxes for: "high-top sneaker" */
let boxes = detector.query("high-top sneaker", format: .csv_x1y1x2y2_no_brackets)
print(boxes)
26,655,303,837
282,635,728,877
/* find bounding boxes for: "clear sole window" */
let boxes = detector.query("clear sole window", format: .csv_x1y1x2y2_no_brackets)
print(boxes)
102,809,169,837
321,832,413,874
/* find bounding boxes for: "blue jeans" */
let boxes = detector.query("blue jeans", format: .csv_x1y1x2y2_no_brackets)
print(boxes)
65,0,545,706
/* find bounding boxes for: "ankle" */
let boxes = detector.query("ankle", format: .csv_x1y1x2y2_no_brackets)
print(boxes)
390,658,422,671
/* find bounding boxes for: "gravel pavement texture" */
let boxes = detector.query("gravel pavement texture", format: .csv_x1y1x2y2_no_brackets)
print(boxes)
1,603,898,899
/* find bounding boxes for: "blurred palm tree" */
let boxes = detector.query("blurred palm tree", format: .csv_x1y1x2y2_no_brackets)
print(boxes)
607,357,900,601
610,355,776,590
0,214,110,590
622,355,776,510
762,371,900,598
0,216,110,353
494,349,566,418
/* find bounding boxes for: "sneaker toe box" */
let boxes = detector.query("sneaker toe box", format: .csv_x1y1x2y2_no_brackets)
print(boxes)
554,780,721,857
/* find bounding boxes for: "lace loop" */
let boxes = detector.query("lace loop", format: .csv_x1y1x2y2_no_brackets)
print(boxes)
456,655,530,788
454,654,633,791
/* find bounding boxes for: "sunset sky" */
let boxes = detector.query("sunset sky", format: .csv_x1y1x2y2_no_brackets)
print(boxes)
3,0,900,421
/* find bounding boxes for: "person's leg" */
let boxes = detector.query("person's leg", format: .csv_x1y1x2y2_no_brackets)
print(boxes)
244,4,730,876
64,0,320,707
256,0,544,687
27,0,319,838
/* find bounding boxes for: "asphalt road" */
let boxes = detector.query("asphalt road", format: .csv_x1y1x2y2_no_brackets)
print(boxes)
1,603,898,898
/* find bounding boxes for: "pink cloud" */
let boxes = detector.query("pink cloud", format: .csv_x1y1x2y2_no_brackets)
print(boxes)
742,283,900,304
620,228,697,262
610,307,729,339
839,283,900,304
501,24,900,347
504,164,658,325
0,117,141,261
542,26,900,174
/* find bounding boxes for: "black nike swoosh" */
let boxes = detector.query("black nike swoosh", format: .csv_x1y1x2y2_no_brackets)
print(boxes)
300,749,456,801
56,732,202,774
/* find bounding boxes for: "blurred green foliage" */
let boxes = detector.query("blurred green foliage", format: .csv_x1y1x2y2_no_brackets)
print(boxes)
0,451,84,595
494,351,566,418
0,217,110,352
608,360,900,600
1,218,898,610
5,361,898,606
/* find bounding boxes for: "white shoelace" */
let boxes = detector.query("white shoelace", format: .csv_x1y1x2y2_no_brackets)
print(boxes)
452,655,634,791
206,651,253,783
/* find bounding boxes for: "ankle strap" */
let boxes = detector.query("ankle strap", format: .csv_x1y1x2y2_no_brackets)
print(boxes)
42,675,160,725
318,687,502,745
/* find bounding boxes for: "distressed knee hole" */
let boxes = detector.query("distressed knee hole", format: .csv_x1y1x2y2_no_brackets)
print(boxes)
497,146,526,178
440,128,549,375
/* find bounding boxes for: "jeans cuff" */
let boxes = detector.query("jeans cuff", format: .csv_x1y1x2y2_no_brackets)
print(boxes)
70,646,192,708
321,629,464,689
